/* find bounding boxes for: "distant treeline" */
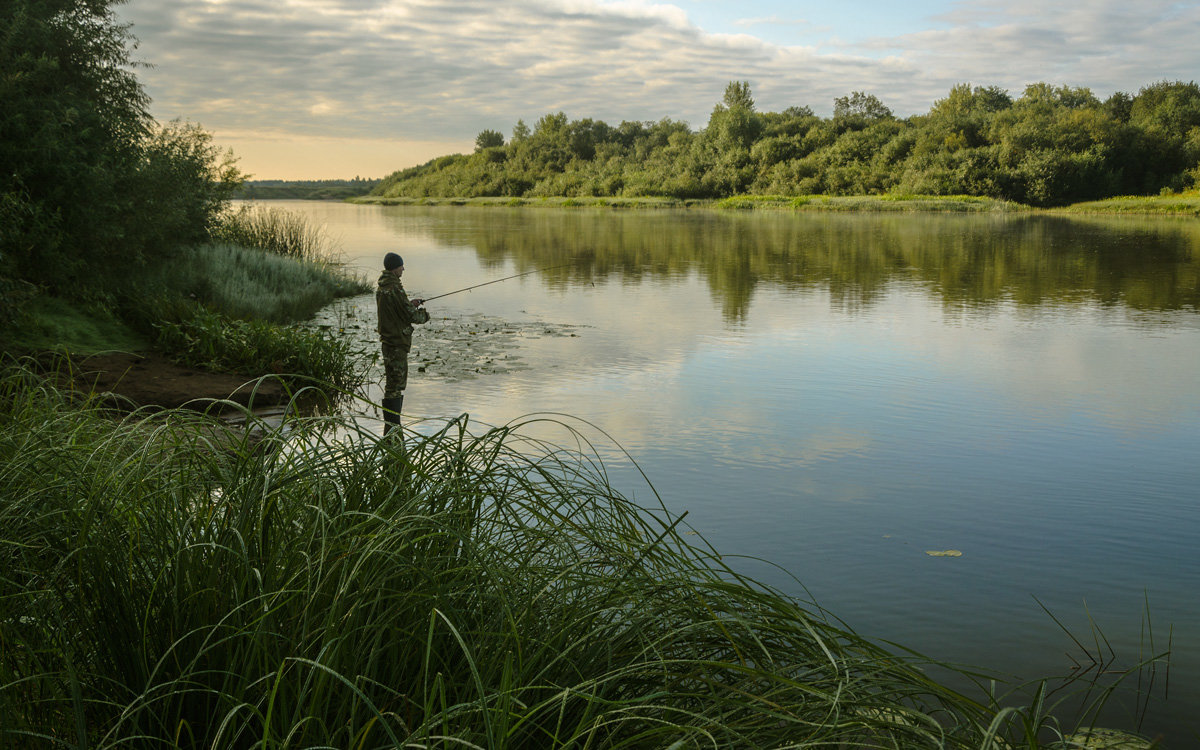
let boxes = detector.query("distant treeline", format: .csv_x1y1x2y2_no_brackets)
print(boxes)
236,178,379,201
374,81,1200,208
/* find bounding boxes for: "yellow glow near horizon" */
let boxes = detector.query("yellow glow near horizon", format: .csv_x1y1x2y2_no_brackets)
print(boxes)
213,132,473,180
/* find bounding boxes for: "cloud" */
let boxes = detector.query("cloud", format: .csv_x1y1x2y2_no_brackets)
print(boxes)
889,0,1200,97
117,0,1200,159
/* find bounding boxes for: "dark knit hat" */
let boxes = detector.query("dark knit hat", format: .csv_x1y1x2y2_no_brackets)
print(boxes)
384,252,404,270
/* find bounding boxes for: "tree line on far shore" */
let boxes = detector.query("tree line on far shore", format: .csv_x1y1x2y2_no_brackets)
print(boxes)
374,80,1200,208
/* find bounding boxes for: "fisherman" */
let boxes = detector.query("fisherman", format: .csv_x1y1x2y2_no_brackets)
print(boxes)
376,252,429,434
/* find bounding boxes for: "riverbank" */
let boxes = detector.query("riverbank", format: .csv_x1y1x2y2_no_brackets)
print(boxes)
1,207,372,408
1051,191,1200,216
28,350,289,413
351,193,1024,212
350,191,1200,215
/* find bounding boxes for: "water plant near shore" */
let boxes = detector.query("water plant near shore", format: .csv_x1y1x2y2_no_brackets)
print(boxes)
149,305,366,392
147,242,368,324
211,204,340,262
0,369,1167,747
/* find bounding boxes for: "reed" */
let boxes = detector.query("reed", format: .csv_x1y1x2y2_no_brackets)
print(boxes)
0,369,1163,748
210,205,339,262
146,243,368,324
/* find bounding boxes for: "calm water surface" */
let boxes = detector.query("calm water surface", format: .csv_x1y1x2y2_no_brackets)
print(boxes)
283,201,1200,740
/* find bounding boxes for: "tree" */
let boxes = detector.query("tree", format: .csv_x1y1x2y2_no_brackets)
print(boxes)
723,81,755,111
1130,80,1200,135
833,92,893,132
708,81,762,150
475,129,505,151
1,0,241,291
1,0,151,286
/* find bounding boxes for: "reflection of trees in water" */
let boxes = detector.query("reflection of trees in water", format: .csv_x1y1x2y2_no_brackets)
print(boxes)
401,209,1200,322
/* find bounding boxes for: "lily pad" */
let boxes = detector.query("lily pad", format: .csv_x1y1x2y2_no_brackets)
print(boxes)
1057,728,1154,749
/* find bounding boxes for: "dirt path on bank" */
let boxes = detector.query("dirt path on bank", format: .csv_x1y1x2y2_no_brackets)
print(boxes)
42,352,289,413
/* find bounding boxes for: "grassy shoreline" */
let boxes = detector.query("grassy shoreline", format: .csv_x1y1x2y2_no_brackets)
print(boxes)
350,191,1200,216
0,376,1166,747
2,206,371,394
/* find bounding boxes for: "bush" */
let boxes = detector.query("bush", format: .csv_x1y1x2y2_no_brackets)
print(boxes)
152,304,364,390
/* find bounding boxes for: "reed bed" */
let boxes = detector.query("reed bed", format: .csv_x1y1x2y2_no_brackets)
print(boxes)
0,368,1156,748
155,243,367,324
211,205,339,262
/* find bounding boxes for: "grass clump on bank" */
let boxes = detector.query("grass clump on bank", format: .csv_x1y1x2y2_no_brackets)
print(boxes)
210,204,340,262
1055,190,1200,216
0,370,1164,748
141,242,367,324
3,205,370,394
150,305,362,390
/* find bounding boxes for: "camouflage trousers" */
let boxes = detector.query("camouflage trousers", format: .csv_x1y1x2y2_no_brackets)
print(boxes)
381,342,410,398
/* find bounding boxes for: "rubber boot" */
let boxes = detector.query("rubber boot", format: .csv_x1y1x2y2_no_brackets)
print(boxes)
381,396,403,435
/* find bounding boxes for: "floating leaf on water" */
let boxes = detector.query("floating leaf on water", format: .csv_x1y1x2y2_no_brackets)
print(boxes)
925,550,962,557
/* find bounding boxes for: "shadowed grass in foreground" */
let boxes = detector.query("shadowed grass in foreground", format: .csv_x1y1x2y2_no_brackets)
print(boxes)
0,370,1163,748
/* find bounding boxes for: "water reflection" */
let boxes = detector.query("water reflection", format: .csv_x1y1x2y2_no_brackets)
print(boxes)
383,209,1200,320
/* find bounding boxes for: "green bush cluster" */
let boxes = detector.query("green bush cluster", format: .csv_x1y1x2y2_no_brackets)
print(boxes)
375,81,1200,208
151,305,362,391
0,1,242,294
0,3,366,389
141,242,366,324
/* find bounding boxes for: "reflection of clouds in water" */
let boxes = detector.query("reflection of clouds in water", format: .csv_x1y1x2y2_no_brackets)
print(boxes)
842,293,1200,434
300,201,1200,457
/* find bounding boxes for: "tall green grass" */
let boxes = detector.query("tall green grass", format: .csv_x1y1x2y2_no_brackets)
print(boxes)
105,233,372,390
140,242,368,324
1056,190,1200,216
210,205,339,262
0,369,1164,748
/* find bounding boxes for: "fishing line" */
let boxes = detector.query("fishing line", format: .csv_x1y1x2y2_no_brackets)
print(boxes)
421,263,575,303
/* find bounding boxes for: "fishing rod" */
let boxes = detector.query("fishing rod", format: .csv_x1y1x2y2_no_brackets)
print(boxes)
420,264,574,303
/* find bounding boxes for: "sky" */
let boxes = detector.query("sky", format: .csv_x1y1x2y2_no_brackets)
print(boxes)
115,0,1200,180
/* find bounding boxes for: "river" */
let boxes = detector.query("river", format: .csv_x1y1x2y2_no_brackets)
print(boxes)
277,200,1199,741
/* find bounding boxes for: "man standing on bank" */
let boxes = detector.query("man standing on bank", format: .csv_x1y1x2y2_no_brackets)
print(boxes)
376,252,430,434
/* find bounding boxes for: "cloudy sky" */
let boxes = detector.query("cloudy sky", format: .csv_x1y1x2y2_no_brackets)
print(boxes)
115,0,1200,179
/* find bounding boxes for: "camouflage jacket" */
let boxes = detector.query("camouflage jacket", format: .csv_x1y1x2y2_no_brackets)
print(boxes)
376,272,430,349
